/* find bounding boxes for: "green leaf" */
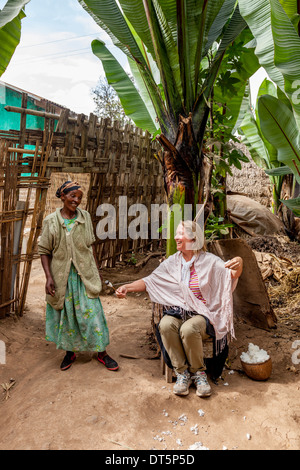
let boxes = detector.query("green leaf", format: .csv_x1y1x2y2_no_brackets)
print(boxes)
240,110,271,169
118,0,155,59
0,0,29,27
204,0,237,56
238,0,285,89
177,0,193,110
230,149,249,163
265,165,293,176
270,0,300,128
193,5,247,136
143,0,183,118
0,0,30,77
239,0,300,127
203,0,227,52
255,80,279,166
230,81,251,133
79,0,173,136
256,78,277,102
278,0,298,20
92,40,158,135
281,197,300,217
214,30,260,134
78,0,146,65
258,94,300,183
127,57,158,129
215,6,247,59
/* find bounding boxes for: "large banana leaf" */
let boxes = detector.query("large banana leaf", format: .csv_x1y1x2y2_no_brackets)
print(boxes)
79,0,259,255
92,40,158,135
78,0,146,65
192,5,247,138
278,0,299,22
80,1,169,131
254,78,279,166
128,57,158,128
0,0,30,77
265,165,293,176
202,0,227,54
239,0,300,127
118,0,155,59
280,196,300,217
0,0,29,27
240,111,271,169
240,79,281,169
258,94,300,184
270,0,300,128
84,0,246,142
215,5,247,59
143,0,183,118
240,106,285,213
238,0,285,89
81,0,177,137
239,78,299,213
204,0,237,56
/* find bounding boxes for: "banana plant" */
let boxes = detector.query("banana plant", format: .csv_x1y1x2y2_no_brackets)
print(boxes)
241,90,300,216
238,0,300,216
78,0,259,255
0,0,30,77
238,0,300,128
205,33,258,221
258,94,300,215
240,78,286,214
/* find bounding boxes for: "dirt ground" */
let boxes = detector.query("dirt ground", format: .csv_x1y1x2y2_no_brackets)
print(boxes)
0,237,299,451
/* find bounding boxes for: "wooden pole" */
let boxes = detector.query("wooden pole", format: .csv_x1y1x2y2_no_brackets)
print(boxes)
5,105,61,121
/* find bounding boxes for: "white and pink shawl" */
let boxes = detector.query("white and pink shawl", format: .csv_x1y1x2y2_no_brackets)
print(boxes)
143,251,238,344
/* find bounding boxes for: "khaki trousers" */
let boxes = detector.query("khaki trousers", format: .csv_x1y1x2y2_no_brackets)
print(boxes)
159,314,210,374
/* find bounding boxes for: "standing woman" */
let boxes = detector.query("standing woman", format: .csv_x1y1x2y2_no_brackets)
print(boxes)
38,181,118,371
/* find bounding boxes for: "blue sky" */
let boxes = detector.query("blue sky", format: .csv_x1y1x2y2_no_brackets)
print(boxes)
1,0,127,114
1,0,266,116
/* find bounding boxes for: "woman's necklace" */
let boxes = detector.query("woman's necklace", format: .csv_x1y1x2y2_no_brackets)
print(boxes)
60,209,76,220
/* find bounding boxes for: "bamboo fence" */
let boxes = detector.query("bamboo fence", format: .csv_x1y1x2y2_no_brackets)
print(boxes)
0,93,165,318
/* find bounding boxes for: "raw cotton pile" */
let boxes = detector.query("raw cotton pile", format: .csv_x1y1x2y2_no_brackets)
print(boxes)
240,343,270,364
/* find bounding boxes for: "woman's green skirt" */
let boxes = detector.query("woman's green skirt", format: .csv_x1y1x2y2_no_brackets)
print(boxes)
45,264,110,352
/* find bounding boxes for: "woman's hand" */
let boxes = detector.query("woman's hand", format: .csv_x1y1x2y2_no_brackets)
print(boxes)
225,256,243,279
116,280,146,298
115,285,128,299
45,277,56,297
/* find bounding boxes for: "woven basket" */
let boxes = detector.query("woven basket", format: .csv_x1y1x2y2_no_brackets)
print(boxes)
240,357,272,381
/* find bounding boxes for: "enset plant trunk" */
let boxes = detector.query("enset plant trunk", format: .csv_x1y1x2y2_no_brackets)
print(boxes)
165,182,198,257
157,114,201,257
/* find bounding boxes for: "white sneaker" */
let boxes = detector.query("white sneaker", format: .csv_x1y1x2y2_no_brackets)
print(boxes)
192,371,212,397
173,369,192,396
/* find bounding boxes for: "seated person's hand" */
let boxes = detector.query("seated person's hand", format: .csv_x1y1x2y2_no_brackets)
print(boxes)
225,256,243,279
115,285,128,298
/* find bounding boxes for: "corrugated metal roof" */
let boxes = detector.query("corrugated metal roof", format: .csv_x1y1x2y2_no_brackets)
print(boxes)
0,81,67,111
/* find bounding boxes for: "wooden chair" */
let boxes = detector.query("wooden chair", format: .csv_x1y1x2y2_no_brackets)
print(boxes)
161,354,174,383
152,302,213,383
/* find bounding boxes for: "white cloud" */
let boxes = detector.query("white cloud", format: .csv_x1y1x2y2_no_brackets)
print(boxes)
3,47,104,115
54,82,96,115
1,15,107,115
1,0,133,115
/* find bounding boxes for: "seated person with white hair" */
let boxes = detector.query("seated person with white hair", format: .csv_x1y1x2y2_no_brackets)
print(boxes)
116,220,243,398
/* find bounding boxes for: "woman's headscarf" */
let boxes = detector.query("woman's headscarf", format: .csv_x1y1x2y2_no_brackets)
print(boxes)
55,181,82,199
